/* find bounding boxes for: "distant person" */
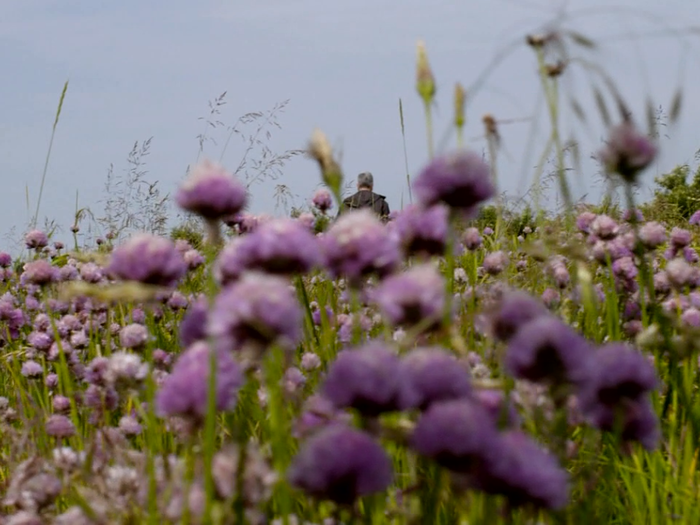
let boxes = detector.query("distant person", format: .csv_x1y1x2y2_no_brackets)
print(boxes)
337,172,390,222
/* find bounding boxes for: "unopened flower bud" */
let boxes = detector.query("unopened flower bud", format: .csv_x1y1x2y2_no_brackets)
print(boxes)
416,40,436,105
307,129,343,200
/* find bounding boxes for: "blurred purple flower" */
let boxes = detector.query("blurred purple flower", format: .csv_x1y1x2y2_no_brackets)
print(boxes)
156,341,243,422
412,150,494,215
597,121,657,182
482,251,509,276
215,218,322,282
690,210,700,226
638,221,666,249
180,296,209,348
175,159,247,220
397,347,472,411
579,343,657,408
576,212,597,234
392,204,449,257
312,188,333,213
410,398,499,473
119,323,149,349
670,227,692,248
474,430,569,510
461,227,483,251
590,215,619,240
371,263,445,329
486,290,549,342
288,424,393,505
21,260,59,286
320,209,401,286
505,316,593,386
621,209,644,223
45,415,76,438
473,389,521,428
208,272,302,352
108,234,186,287
322,341,402,416
25,230,49,250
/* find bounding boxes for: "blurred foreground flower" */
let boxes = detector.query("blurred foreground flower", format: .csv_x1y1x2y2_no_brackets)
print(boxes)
288,424,393,505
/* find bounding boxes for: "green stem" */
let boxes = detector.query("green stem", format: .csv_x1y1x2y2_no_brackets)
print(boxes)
535,50,573,226
423,100,434,160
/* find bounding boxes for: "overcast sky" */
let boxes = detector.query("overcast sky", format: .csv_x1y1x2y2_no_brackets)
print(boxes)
2,0,699,247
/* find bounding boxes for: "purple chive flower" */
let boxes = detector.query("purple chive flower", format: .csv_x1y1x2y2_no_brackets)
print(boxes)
597,121,657,182
483,227,494,236
392,204,449,257
412,150,495,215
297,212,316,230
45,414,76,438
300,351,321,371
215,218,322,283
176,159,247,220
208,272,302,352
584,396,660,450
666,258,699,289
320,209,401,286
541,288,560,309
410,398,499,473
612,256,639,293
21,360,43,378
108,234,186,287
22,260,59,286
398,347,472,411
475,430,569,510
25,229,49,249
336,313,373,345
119,324,149,349
590,215,619,240
167,291,188,310
579,343,657,408
505,316,593,386
288,424,393,505
118,415,143,435
576,212,597,234
638,221,666,249
184,249,205,270
473,389,521,428
371,263,445,329
482,251,509,276
684,246,699,263
293,395,353,439
52,396,71,413
621,209,644,223
486,290,549,342
312,188,333,213
180,296,208,347
311,305,334,326
322,341,402,416
670,227,692,249
690,210,700,226
681,307,700,327
0,252,11,268
156,341,243,422
28,331,53,352
79,263,103,283
461,227,483,251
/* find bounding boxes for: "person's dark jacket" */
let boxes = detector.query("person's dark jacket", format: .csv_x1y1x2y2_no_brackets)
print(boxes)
338,190,390,221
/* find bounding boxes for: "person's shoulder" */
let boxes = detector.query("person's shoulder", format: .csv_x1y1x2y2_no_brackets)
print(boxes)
373,192,387,200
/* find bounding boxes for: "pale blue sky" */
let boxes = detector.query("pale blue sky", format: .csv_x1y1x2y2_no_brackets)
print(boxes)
2,0,699,246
